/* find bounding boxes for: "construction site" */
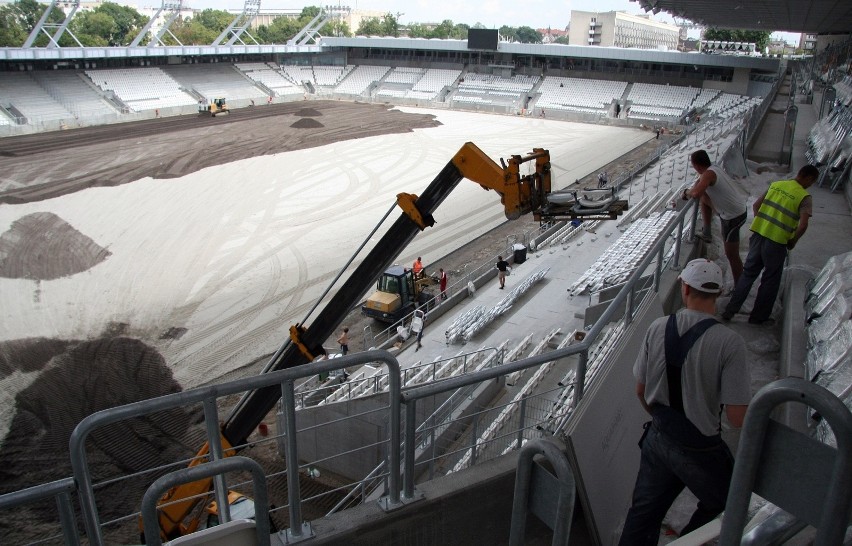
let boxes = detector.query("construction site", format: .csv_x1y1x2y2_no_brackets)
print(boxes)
1,3,852,545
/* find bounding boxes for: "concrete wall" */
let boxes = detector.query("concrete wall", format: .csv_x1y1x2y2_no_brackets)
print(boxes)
308,449,560,545
702,66,752,95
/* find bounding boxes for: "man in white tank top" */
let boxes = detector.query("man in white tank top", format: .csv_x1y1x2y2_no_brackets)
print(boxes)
683,150,748,285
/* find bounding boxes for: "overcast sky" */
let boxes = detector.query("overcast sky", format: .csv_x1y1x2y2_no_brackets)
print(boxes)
190,0,802,44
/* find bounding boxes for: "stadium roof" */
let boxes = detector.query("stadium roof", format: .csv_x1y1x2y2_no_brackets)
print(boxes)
630,0,852,35
322,37,780,70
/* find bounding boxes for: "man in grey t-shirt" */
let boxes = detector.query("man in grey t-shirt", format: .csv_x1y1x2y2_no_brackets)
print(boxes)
619,259,751,545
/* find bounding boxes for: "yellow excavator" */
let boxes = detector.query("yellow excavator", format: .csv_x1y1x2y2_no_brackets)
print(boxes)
198,97,229,117
142,142,627,541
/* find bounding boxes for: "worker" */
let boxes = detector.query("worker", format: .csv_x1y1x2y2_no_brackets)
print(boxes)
721,165,819,324
685,149,748,285
337,327,350,356
412,257,424,278
439,268,448,300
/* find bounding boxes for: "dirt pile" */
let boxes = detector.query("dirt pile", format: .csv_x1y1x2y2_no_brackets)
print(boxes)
0,336,197,543
291,118,325,129
0,212,110,280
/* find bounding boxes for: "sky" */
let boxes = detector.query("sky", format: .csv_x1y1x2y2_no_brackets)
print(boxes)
192,0,802,44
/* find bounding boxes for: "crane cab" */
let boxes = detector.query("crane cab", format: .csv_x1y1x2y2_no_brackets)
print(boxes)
362,265,434,323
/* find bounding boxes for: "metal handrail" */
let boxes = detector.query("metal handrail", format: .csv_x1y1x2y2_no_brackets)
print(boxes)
69,351,402,546
0,478,79,546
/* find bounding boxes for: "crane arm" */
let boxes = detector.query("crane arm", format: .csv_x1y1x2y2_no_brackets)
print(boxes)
151,142,551,539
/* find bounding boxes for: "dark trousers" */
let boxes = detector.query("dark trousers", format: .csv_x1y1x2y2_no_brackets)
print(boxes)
724,232,787,322
619,426,733,545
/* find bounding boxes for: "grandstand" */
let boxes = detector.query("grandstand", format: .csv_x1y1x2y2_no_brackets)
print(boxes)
1,19,851,546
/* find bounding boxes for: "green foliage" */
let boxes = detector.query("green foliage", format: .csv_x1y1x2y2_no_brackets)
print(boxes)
256,14,302,44
300,6,320,20
703,28,771,51
168,16,220,45
515,26,542,44
324,19,351,38
192,9,232,33
554,35,570,45
71,12,116,46
93,2,147,45
0,4,29,46
356,13,398,37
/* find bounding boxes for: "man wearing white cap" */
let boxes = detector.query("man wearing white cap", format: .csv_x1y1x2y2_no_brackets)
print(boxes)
619,259,751,545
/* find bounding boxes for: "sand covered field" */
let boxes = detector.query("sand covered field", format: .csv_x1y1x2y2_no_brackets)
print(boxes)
0,102,652,517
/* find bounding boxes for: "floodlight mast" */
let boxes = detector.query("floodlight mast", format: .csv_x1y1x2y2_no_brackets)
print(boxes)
23,0,84,49
129,0,185,48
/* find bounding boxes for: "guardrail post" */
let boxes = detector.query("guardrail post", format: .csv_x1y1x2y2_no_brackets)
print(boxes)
673,214,685,269
203,398,230,525
574,350,589,409
470,414,479,466
625,285,635,325
429,415,437,480
688,200,699,243
281,379,308,540
516,397,528,449
403,399,417,500
57,489,80,546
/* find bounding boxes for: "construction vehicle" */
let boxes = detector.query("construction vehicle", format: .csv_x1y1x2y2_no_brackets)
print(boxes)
361,265,438,323
145,142,626,541
199,97,229,117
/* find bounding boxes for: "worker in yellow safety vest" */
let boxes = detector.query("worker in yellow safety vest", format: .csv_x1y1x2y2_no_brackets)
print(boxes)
721,165,819,325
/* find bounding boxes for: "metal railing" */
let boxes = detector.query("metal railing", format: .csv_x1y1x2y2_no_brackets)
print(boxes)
0,193,696,545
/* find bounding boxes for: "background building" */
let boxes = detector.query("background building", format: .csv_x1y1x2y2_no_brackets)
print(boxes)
570,10,679,50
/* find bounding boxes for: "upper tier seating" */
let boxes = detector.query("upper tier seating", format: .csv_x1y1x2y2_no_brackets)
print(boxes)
626,82,700,119
163,64,266,102
536,77,627,114
86,67,197,111
31,71,117,118
236,62,302,96
0,72,74,123
334,65,390,95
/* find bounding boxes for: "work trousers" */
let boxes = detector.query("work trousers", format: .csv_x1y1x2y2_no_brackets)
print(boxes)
618,425,733,546
724,232,787,322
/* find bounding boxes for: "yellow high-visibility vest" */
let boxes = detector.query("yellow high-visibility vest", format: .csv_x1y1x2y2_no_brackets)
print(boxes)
750,179,809,245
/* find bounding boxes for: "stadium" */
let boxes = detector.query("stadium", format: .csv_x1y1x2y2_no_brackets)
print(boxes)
1,2,852,545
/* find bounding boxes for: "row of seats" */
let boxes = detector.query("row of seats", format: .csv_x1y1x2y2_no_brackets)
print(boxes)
32,71,116,118
627,82,700,110
335,65,390,95
459,73,539,93
163,64,267,101
536,76,627,111
0,72,75,123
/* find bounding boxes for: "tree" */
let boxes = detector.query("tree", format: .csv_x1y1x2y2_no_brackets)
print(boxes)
0,0,66,47
515,26,542,44
92,2,147,45
499,25,517,42
300,6,320,20
192,9,233,34
703,28,771,52
430,19,455,39
407,22,430,38
379,13,398,37
324,19,351,38
554,35,570,45
356,16,382,36
0,3,28,46
70,11,115,46
451,23,469,40
256,14,302,44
